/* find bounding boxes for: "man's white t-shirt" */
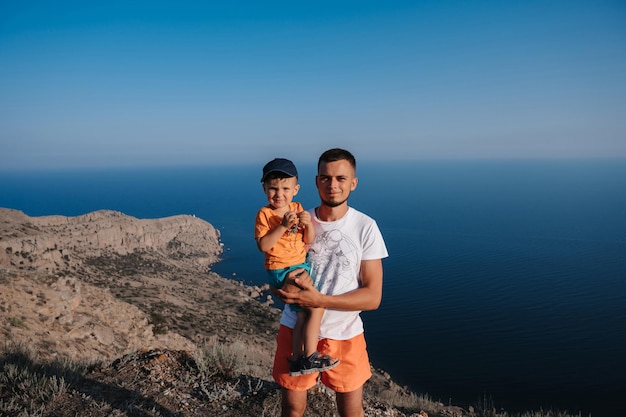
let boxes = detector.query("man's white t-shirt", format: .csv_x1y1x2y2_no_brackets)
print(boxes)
279,207,389,340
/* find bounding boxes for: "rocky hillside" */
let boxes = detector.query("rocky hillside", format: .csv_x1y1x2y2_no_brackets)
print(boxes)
0,208,471,417
0,208,276,360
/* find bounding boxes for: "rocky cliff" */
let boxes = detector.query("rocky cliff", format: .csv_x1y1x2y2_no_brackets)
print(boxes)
0,208,221,272
0,208,277,363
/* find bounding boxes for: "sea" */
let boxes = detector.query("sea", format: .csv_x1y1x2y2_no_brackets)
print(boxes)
1,159,625,417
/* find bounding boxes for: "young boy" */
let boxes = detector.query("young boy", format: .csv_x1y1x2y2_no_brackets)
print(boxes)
255,158,339,376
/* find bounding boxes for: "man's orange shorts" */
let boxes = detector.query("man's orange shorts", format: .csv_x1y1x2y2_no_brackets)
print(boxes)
272,325,372,392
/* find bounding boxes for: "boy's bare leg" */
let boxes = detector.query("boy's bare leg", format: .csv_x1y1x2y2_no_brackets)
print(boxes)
292,310,306,358
303,307,324,356
336,386,365,417
281,388,307,417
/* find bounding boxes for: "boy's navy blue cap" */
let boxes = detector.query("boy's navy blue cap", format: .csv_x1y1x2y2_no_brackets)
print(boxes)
261,158,298,182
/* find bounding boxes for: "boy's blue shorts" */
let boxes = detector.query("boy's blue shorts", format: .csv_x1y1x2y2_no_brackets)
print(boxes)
267,261,313,312
267,261,311,288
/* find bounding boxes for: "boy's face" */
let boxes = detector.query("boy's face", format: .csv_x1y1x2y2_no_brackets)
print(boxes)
262,176,300,210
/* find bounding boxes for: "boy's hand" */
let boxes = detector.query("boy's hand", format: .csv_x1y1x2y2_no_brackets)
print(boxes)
281,210,299,230
297,210,312,228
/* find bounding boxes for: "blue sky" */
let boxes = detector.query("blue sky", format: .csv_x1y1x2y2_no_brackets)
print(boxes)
1,1,625,169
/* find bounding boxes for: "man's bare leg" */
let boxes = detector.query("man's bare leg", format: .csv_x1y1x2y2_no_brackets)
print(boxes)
281,388,307,417
335,386,364,417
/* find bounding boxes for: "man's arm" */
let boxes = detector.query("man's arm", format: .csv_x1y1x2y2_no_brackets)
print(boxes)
278,259,383,311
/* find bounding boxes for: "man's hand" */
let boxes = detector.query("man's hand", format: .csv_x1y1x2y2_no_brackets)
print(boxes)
278,269,322,309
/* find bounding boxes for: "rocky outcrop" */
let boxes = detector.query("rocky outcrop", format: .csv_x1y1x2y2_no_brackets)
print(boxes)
0,208,229,361
0,208,222,274
0,270,197,360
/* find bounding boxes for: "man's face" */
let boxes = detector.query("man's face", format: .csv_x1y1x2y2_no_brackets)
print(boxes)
316,159,358,208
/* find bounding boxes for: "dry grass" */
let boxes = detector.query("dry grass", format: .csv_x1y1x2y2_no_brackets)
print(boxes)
0,340,586,417
0,342,97,417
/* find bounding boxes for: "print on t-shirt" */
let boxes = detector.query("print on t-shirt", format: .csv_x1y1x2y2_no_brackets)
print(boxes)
308,229,359,296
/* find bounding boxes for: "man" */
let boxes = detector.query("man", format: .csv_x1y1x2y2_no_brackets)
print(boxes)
273,148,389,417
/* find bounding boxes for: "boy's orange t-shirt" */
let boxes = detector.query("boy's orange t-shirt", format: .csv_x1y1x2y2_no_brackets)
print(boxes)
255,201,308,270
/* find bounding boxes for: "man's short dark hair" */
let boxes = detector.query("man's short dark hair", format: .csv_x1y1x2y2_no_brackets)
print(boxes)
318,148,356,171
